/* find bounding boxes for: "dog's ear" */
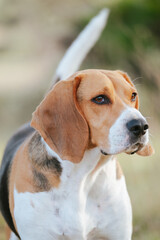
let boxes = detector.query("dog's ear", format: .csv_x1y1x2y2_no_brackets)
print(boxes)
136,143,154,156
31,74,89,163
117,71,139,109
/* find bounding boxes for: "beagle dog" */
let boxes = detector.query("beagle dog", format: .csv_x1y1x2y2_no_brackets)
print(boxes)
0,69,153,240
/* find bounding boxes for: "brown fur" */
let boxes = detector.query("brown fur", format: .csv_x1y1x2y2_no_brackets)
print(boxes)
31,76,89,163
7,69,154,238
92,156,123,180
137,143,154,156
91,155,111,175
6,224,11,240
77,70,138,151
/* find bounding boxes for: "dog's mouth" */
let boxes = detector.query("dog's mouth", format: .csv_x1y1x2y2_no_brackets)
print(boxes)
100,149,108,155
125,142,144,155
100,142,146,156
100,131,149,156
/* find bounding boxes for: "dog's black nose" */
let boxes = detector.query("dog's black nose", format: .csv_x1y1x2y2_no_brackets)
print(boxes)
126,119,149,137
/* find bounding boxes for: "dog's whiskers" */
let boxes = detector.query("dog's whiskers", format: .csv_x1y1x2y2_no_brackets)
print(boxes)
132,77,143,83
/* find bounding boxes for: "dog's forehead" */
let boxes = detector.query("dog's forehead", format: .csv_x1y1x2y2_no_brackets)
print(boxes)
78,70,136,100
107,71,135,90
108,71,137,97
79,71,113,98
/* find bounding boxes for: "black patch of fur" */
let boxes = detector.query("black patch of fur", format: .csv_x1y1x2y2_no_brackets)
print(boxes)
29,132,62,179
33,169,50,192
41,157,62,175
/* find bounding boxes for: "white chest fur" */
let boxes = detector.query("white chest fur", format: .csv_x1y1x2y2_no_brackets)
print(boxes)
14,148,132,240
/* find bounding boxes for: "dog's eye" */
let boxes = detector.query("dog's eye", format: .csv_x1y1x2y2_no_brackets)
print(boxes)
131,92,137,102
92,95,111,105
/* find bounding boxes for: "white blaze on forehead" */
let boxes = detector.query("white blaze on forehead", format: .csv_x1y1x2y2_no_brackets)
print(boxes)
108,107,148,154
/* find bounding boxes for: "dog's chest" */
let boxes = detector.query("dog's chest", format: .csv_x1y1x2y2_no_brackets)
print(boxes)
14,159,131,240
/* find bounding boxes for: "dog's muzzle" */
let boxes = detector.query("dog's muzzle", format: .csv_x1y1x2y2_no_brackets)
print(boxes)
126,118,149,154
106,108,150,155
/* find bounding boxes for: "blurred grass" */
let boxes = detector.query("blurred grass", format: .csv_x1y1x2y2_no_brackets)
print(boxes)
0,215,5,240
0,0,160,239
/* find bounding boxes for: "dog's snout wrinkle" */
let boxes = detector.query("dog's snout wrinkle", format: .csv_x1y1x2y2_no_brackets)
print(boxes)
127,119,149,137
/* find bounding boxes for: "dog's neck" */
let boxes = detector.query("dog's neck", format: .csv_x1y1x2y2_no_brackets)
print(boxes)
42,137,116,192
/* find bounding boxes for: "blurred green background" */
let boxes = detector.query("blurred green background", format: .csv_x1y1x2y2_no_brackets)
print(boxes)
0,0,160,239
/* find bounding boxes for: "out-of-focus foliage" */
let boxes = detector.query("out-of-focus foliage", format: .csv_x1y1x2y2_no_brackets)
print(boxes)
75,0,160,120
78,0,160,76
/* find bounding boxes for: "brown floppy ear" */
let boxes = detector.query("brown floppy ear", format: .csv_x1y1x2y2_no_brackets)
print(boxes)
136,143,154,157
31,74,89,163
117,71,139,109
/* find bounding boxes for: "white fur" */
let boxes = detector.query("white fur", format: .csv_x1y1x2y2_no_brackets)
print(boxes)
14,145,132,240
54,9,110,82
107,107,149,155
10,232,19,240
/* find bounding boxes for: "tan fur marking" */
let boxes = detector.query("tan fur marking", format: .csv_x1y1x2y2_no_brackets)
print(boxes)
92,154,110,175
32,165,61,192
116,161,123,180
87,228,109,240
6,224,11,240
77,70,128,150
137,142,154,156
75,69,142,153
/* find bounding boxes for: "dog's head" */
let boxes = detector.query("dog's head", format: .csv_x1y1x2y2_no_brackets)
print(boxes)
31,69,154,163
